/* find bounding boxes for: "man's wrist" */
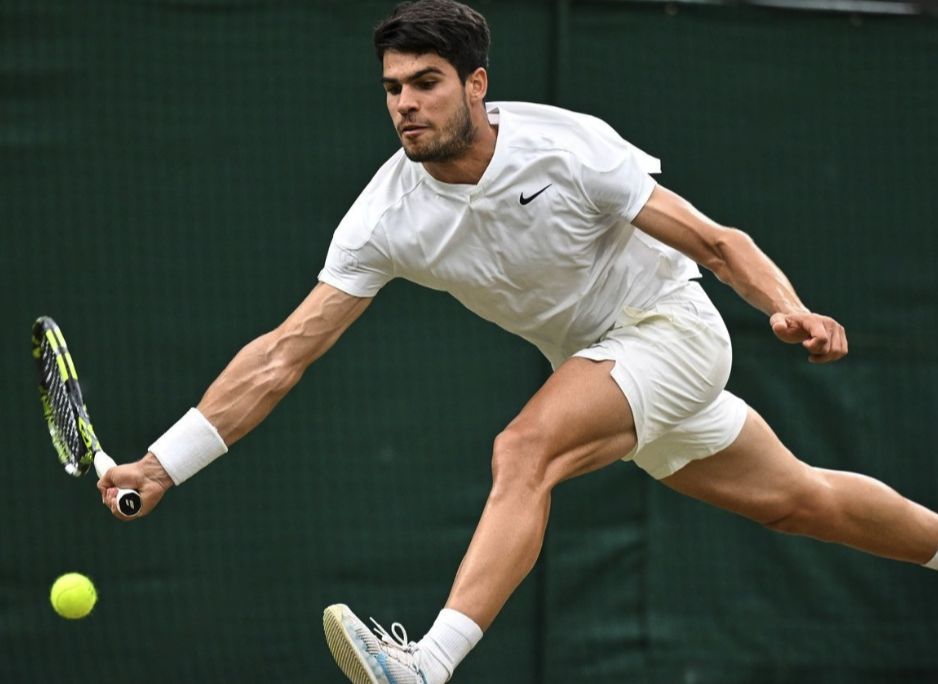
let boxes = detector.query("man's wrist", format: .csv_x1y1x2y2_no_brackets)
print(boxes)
141,452,175,489
770,303,810,318
148,407,229,485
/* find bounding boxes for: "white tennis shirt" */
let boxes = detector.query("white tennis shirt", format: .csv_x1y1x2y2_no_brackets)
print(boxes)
319,101,701,368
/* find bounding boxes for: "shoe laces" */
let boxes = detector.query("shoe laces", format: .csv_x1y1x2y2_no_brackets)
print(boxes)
370,617,418,655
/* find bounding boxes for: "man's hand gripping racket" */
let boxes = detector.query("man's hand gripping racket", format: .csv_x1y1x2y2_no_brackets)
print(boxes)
32,316,142,517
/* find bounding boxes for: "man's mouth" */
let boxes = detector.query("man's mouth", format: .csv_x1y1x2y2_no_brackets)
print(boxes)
400,123,429,139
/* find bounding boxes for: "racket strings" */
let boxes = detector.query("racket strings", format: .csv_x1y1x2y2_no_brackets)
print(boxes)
37,338,85,472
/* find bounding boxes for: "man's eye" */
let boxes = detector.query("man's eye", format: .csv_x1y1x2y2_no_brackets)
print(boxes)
385,85,401,95
417,80,436,90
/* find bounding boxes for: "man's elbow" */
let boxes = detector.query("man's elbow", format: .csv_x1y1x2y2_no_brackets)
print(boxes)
703,226,750,283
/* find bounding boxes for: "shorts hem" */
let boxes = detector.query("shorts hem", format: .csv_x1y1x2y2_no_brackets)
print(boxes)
573,348,647,454
637,394,750,480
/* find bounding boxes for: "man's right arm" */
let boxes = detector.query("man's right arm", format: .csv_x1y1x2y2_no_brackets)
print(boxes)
98,283,371,517
198,282,371,446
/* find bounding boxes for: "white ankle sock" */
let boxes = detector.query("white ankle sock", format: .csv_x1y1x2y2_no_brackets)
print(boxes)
924,550,938,571
416,608,483,683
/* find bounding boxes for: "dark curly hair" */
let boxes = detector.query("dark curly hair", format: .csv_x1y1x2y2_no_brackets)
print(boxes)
373,0,490,83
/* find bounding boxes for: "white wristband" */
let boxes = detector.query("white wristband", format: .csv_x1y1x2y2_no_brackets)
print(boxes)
149,408,228,485
925,550,938,571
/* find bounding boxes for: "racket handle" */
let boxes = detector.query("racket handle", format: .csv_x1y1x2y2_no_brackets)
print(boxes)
94,451,143,518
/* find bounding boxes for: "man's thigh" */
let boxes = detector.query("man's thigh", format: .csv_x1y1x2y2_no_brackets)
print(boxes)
659,408,818,523
505,357,638,483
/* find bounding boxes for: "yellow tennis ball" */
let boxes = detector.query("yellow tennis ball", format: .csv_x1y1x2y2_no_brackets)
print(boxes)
50,572,97,619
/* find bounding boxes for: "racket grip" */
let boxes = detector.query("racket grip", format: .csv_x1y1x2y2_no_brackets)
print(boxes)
93,451,143,518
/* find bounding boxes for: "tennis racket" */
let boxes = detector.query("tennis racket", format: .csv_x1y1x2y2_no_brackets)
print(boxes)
32,316,142,517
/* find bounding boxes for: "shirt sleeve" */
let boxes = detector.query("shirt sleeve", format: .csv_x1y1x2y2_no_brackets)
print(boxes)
318,209,394,298
579,131,660,223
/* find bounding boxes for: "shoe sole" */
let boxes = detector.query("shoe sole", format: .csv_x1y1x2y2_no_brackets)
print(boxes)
323,604,380,684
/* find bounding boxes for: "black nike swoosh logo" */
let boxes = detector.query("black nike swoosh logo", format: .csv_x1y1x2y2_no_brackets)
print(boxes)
519,183,552,205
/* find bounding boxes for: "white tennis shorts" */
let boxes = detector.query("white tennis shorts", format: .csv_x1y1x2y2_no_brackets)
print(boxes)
574,281,748,479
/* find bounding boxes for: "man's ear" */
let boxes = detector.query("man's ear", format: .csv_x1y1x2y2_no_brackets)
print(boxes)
466,67,488,103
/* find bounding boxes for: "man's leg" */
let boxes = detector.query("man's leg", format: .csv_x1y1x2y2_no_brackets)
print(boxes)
443,357,637,630
661,407,938,564
324,357,638,684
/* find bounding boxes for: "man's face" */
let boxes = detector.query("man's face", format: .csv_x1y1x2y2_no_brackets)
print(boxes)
382,51,476,163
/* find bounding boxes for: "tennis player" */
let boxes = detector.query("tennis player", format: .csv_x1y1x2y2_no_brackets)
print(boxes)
99,1,938,682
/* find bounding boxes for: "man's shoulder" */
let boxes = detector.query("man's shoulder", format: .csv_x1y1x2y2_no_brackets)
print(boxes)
492,100,602,128
493,101,636,166
497,102,661,177
333,148,423,250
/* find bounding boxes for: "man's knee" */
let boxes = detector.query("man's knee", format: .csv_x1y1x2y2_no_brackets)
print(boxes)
760,472,836,536
490,422,552,495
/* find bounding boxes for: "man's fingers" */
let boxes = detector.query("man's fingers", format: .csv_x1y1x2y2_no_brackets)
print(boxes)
98,469,126,511
770,313,808,343
809,349,843,364
830,324,846,356
100,486,115,506
107,495,131,521
96,477,110,504
103,486,136,521
96,473,112,495
802,330,830,354
96,457,168,521
806,322,848,364
772,312,847,364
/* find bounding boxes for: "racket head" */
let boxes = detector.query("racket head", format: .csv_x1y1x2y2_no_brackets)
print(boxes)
32,316,101,477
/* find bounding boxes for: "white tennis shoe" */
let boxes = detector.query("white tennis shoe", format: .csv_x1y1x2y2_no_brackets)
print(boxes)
323,603,429,684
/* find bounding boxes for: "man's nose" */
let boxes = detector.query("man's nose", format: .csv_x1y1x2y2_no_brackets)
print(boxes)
397,85,418,114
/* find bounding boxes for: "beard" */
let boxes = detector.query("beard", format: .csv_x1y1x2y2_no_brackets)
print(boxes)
400,98,476,163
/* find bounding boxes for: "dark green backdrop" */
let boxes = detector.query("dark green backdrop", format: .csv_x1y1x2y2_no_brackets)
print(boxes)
2,1,936,682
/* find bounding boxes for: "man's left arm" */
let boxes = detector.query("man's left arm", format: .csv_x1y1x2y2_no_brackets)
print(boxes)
632,184,848,364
